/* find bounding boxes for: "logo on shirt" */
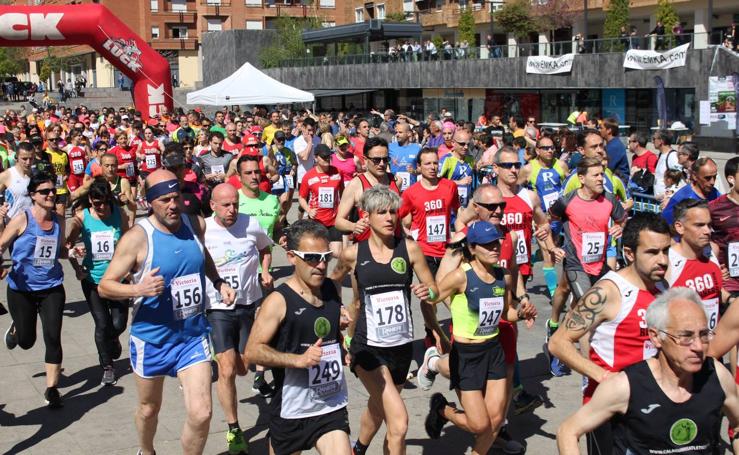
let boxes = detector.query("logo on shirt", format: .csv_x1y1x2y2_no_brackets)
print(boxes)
669,418,697,446
314,316,331,338
492,286,505,297
391,257,407,275
640,404,660,414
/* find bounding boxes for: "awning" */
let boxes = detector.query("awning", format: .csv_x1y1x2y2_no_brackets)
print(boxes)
310,89,375,97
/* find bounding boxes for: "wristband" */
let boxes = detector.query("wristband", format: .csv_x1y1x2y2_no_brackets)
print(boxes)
213,278,226,290
428,288,437,301
517,293,530,302
343,335,352,349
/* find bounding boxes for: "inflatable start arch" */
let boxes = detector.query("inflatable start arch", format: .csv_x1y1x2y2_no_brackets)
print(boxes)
0,4,173,120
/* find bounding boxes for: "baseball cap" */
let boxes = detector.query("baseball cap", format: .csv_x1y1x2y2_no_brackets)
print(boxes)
315,144,333,159
335,136,350,147
244,135,259,146
274,131,286,141
466,221,503,245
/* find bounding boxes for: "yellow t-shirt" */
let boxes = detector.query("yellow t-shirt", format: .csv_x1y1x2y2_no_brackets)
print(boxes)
46,148,69,195
262,124,278,146
512,128,525,138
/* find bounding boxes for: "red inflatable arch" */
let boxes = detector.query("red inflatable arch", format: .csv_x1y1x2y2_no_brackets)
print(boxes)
0,4,173,120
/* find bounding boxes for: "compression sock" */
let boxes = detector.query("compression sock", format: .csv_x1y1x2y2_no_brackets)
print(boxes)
548,319,559,329
254,371,264,383
543,266,558,298
353,440,369,455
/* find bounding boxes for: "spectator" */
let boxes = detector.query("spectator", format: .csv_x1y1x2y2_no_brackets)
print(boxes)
662,157,721,225
628,131,657,174
599,117,630,181
646,20,666,50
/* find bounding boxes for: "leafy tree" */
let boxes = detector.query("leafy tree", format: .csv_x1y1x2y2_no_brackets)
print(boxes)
0,48,23,76
494,0,537,40
432,35,443,50
259,15,322,68
533,0,580,34
39,55,62,84
384,12,407,22
603,0,629,38
457,8,476,45
655,0,679,33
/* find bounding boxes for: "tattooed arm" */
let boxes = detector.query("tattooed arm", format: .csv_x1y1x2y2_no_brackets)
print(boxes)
548,279,620,382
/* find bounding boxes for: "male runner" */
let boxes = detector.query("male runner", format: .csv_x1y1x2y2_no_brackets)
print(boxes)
549,212,671,455
245,220,352,455
204,183,273,455
388,123,420,192
439,127,475,207
98,169,236,455
222,123,244,156
45,131,69,216
708,156,739,301
198,131,232,189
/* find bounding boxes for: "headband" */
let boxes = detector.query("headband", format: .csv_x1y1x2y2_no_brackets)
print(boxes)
145,179,180,203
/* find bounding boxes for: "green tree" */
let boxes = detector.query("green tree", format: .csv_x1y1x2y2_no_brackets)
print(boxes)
603,0,629,38
494,0,537,40
432,35,443,50
384,12,407,22
259,15,322,68
0,48,23,76
38,55,61,84
457,8,476,45
655,0,679,33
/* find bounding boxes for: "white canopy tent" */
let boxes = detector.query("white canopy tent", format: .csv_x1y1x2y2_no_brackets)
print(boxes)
186,62,315,105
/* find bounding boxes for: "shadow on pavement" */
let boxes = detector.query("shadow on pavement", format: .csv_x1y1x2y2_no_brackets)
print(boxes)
62,299,91,318
0,360,127,454
407,425,472,454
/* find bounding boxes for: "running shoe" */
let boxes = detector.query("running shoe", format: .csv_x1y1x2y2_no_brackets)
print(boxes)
4,322,17,350
101,365,117,386
44,386,63,409
544,319,558,343
495,425,526,454
226,427,248,455
550,355,571,377
424,393,449,439
417,346,439,391
512,389,543,416
251,376,275,398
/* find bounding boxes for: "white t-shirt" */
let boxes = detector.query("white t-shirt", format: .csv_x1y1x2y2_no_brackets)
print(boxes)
293,135,315,185
653,148,680,197
204,214,273,310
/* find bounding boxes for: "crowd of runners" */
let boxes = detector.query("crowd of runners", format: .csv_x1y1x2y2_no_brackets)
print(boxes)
0,103,737,455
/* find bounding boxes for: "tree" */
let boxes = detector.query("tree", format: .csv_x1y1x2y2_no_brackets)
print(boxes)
603,0,629,39
259,15,322,68
494,0,538,41
655,0,679,33
0,48,23,76
38,55,61,85
533,0,580,35
457,8,476,45
384,12,407,22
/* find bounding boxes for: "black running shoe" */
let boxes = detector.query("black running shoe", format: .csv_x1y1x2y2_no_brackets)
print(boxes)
424,393,449,439
4,322,17,350
44,386,63,409
252,376,275,398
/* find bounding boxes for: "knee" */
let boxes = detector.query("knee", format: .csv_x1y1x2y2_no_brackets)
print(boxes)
469,417,492,436
188,403,212,428
18,332,36,350
216,356,237,380
488,413,504,433
385,414,409,439
138,401,161,421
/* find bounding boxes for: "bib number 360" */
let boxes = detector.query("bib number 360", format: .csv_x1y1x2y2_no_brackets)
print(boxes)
171,273,203,320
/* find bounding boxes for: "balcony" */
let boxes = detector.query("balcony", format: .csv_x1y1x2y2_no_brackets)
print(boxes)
150,38,199,50
151,9,197,23
199,0,232,14
417,3,491,28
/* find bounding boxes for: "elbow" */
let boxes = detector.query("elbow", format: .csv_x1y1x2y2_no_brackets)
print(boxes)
548,333,564,359
97,280,113,300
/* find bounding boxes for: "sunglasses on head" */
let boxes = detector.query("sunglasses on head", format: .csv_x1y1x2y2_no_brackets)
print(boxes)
290,250,333,264
496,162,522,170
367,156,389,165
475,201,507,211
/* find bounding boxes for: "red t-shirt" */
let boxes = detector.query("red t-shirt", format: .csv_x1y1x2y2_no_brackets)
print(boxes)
350,136,366,162
632,150,658,174
110,145,136,181
299,167,343,227
66,145,87,192
399,178,459,258
222,138,243,155
667,248,723,330
140,140,162,172
500,188,535,277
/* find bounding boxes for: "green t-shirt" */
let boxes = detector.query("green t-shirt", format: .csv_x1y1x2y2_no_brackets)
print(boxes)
238,190,280,239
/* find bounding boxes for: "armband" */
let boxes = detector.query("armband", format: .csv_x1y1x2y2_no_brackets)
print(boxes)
343,335,352,349
428,288,437,301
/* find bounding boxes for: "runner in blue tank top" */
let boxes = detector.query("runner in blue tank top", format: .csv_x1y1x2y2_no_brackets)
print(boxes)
99,169,236,455
66,177,130,386
1,172,67,409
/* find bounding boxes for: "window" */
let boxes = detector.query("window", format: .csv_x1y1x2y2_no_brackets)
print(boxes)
206,18,223,31
245,0,262,6
171,26,188,38
403,0,413,13
171,0,186,11
321,21,336,27
150,0,159,11
245,20,263,29
355,7,364,22
376,3,385,19
319,0,335,7
151,26,160,39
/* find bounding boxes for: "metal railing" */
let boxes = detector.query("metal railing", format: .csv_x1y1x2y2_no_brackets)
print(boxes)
277,32,720,68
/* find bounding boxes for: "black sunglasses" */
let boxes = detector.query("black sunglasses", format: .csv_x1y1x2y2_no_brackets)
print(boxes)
455,141,469,147
496,162,522,170
34,188,55,196
475,201,507,211
367,156,389,165
538,145,554,151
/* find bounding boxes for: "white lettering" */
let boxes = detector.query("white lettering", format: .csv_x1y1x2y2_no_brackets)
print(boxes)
147,84,166,117
29,13,64,40
0,13,64,41
102,38,143,72
0,13,28,40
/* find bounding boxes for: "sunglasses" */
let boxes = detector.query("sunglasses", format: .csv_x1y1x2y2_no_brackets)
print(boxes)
34,188,55,196
475,201,507,211
367,156,389,165
538,145,554,151
496,162,522,170
455,141,469,147
290,250,333,264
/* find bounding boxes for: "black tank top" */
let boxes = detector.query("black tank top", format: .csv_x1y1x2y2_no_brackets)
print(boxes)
270,281,348,419
612,358,724,455
353,238,414,348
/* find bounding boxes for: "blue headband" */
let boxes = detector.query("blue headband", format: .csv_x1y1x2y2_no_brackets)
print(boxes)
146,179,180,203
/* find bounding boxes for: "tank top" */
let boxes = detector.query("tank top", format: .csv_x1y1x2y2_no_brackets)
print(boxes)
7,209,64,292
4,166,31,221
141,140,162,172
354,238,414,347
529,158,566,212
500,187,534,276
131,215,208,344
271,282,348,419
587,271,664,400
67,145,87,176
331,153,357,184
81,206,122,284
667,248,722,331
112,145,136,180
613,359,724,454
450,263,506,340
353,173,400,242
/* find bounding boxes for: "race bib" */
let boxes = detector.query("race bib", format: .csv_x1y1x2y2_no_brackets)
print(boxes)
514,230,528,265
145,154,158,169
426,215,446,243
704,297,719,330
308,343,344,399
72,159,85,175
125,162,135,177
397,172,411,191
56,174,63,187
458,186,468,205
211,164,225,175
582,232,606,264
729,242,739,278
91,230,114,261
476,297,504,337
272,176,284,190
171,273,203,320
287,176,295,189
318,186,334,208
216,264,241,302
33,236,57,266
542,192,558,211
369,290,410,340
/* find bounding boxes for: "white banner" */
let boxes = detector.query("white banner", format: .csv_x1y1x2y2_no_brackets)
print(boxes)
623,43,690,70
525,53,574,75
